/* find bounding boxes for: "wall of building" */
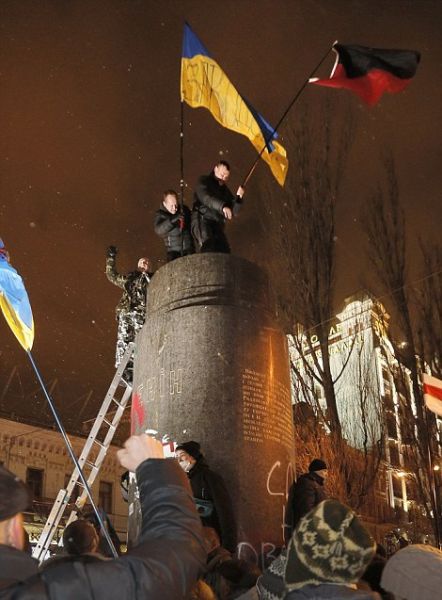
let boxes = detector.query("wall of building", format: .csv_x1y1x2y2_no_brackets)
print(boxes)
0,417,128,546
287,295,438,525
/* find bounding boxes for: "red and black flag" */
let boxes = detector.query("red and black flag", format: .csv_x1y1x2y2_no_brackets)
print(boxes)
310,43,420,106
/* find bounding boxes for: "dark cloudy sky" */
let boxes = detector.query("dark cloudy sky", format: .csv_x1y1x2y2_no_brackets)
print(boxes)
0,0,440,431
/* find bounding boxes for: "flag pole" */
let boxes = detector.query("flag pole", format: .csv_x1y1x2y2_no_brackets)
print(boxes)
26,350,119,559
180,100,185,256
241,42,336,188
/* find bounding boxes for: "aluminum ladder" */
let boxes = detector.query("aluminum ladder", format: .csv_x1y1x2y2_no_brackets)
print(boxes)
33,342,134,561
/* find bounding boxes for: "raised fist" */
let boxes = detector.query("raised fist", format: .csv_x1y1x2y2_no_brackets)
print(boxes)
107,245,118,258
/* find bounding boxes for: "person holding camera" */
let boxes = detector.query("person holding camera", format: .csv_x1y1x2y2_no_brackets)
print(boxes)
175,441,237,553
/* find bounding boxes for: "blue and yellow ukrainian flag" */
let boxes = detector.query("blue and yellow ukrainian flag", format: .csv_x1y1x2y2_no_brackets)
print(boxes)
181,23,288,186
0,239,34,350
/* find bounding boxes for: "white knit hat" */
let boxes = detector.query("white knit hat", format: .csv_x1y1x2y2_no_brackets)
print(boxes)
381,544,442,600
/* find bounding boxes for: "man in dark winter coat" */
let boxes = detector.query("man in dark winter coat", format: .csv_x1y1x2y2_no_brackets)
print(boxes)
0,434,206,599
191,160,244,253
154,189,194,262
105,247,153,383
176,441,237,553
285,458,328,542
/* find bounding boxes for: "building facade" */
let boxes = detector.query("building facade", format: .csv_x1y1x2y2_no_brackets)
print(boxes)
288,294,442,535
0,417,128,551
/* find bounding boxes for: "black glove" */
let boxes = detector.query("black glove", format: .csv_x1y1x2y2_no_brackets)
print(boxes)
170,213,182,224
107,245,118,258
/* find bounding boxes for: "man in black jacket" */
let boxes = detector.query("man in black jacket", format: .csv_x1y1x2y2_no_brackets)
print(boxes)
285,459,328,543
176,440,237,553
154,189,194,262
105,247,153,384
0,434,206,599
191,160,245,253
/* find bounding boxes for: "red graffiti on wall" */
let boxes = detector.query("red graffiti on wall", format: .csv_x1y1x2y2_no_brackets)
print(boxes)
131,392,145,434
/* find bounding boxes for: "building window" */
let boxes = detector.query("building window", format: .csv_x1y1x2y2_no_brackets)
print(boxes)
26,467,44,499
99,481,113,514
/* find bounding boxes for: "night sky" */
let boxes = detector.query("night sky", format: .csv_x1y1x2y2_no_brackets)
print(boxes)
0,0,440,432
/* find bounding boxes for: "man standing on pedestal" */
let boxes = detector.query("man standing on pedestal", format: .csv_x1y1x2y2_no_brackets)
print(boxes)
191,160,245,253
154,189,194,262
105,247,153,384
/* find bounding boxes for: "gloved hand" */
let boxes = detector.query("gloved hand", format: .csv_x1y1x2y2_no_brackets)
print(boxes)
170,213,181,225
107,245,118,258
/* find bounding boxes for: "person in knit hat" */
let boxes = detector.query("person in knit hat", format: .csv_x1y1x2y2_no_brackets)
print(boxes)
284,458,328,542
284,499,379,599
176,441,237,553
380,544,442,600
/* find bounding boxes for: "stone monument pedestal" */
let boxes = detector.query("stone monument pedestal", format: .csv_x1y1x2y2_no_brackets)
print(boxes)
130,254,295,564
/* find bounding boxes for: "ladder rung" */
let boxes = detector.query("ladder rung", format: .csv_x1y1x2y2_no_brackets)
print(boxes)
34,343,134,561
84,460,99,471
111,397,125,409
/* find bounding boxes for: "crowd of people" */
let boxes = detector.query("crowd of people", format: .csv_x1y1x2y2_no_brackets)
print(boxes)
106,160,244,385
1,436,441,599
153,160,245,258
9,161,435,597
106,159,244,383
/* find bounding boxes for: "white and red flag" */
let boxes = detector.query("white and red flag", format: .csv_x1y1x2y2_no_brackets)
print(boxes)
423,374,442,417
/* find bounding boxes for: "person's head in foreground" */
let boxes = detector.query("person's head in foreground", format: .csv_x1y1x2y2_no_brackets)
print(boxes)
380,543,442,600
62,519,100,556
284,499,376,592
0,464,31,551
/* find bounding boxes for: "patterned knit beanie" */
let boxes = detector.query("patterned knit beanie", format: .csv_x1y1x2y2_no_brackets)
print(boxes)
285,499,376,591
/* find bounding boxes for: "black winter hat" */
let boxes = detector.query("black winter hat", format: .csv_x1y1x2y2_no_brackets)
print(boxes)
0,465,32,522
176,441,203,460
308,459,327,472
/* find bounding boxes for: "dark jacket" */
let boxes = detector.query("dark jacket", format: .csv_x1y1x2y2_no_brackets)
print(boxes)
188,459,237,553
192,172,242,224
154,205,194,253
0,544,38,591
285,472,326,538
0,459,206,599
105,255,152,317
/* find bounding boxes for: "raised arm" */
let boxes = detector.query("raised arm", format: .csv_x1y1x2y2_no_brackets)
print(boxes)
105,246,127,289
195,176,228,214
114,435,206,598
